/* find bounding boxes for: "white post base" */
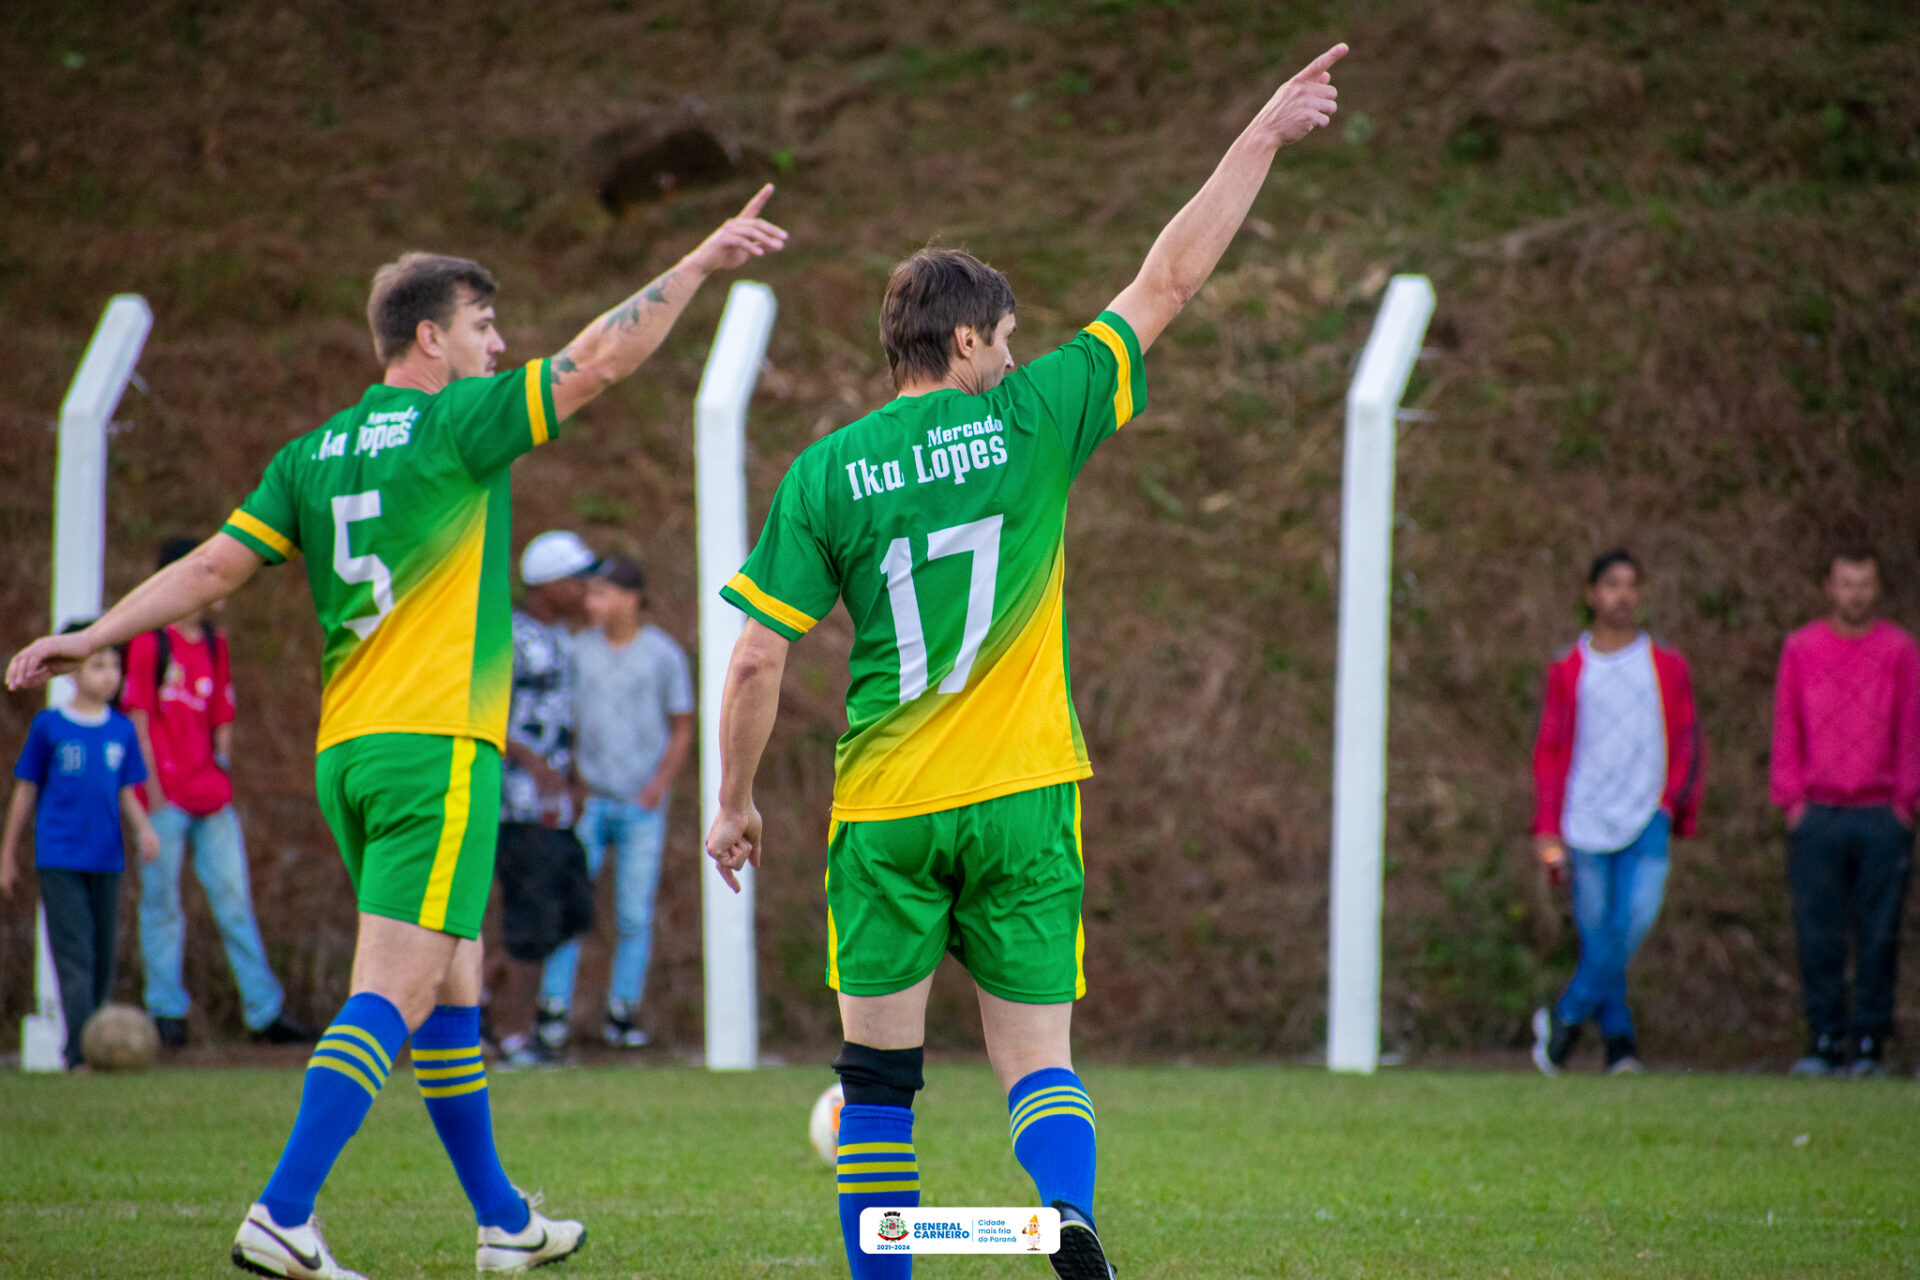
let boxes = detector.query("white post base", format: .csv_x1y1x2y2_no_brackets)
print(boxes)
22,1016,66,1072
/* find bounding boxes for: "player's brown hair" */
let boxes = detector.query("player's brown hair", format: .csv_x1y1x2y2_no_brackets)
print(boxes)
879,248,1016,386
366,252,497,366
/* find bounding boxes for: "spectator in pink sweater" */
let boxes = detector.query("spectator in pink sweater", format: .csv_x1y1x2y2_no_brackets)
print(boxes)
1772,547,1920,1077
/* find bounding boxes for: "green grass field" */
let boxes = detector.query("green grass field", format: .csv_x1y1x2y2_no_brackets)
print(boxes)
2,1063,1915,1278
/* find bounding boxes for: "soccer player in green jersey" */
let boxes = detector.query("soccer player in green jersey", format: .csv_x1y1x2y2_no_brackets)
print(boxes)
705,47,1346,1280
9,189,786,1279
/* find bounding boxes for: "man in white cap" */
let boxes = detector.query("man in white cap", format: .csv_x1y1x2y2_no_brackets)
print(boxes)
493,531,598,1067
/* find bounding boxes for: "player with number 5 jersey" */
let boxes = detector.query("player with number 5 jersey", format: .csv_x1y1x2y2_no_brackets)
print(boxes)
7,188,788,1280
705,46,1348,1280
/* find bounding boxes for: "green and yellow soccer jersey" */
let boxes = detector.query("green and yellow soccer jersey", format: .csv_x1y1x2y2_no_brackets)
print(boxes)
723,311,1146,822
221,359,560,754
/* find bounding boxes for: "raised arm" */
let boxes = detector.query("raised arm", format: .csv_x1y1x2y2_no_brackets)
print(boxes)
5,534,262,691
1107,43,1347,352
703,620,791,893
550,185,789,421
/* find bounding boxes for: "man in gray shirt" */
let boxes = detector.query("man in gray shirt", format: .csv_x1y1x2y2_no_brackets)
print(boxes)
538,555,694,1048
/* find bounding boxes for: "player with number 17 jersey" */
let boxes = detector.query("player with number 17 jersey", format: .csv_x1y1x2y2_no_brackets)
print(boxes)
725,314,1142,823
722,311,1144,999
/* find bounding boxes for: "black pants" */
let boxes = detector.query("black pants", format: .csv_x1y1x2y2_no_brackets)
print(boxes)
496,822,595,963
39,868,123,1067
1787,804,1914,1043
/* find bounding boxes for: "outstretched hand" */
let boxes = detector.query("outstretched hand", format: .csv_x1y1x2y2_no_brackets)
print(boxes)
684,185,789,275
704,802,763,894
7,632,93,692
1251,43,1347,149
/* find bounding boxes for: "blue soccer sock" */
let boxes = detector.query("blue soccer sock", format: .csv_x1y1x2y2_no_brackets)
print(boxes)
1008,1067,1097,1217
836,1103,918,1278
259,992,410,1228
412,1005,529,1232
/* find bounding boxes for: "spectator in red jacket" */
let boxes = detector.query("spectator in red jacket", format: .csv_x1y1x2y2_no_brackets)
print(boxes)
1772,547,1919,1077
125,537,311,1049
1529,550,1703,1075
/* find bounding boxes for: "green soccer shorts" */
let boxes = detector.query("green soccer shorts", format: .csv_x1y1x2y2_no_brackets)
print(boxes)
825,781,1086,1003
315,733,502,939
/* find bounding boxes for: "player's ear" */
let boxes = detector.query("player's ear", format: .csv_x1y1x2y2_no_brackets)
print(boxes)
414,317,445,362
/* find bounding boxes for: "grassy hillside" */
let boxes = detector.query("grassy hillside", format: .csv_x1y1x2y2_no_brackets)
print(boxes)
1,0,1916,1063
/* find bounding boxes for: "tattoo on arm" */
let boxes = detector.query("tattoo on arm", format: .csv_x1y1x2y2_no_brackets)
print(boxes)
643,271,674,304
551,348,579,382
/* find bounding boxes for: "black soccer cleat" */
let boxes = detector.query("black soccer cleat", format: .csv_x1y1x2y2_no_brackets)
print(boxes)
1050,1200,1117,1280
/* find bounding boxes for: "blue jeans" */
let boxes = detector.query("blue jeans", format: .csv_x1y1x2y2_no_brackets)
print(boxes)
1556,811,1670,1041
540,796,666,1012
138,805,284,1030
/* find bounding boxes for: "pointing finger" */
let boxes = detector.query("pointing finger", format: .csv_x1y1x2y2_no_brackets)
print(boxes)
739,183,775,219
1305,42,1349,77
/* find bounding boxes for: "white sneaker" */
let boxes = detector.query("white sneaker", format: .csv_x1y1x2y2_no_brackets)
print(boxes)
232,1203,367,1280
477,1190,586,1272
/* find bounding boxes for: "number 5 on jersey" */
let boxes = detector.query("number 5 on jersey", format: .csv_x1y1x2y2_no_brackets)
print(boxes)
333,491,395,639
880,515,1002,704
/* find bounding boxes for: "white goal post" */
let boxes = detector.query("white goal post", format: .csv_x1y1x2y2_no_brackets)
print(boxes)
1328,275,1434,1075
23,294,153,1072
694,280,777,1071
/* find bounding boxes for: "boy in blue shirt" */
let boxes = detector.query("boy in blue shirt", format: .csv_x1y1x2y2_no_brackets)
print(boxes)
1,642,159,1068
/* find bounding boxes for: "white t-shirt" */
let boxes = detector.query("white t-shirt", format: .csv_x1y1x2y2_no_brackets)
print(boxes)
1562,632,1665,853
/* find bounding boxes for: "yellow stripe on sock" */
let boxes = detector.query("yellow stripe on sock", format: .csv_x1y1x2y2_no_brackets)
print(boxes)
419,1077,489,1099
308,1055,381,1099
419,737,477,932
315,1037,390,1083
1011,1104,1097,1144
409,1045,476,1061
325,1024,394,1074
838,1180,920,1193
836,1142,914,1155
836,1162,918,1174
1010,1086,1091,1129
413,1062,485,1080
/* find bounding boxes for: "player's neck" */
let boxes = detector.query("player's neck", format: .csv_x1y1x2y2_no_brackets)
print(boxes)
896,362,987,399
383,354,452,396
173,613,205,641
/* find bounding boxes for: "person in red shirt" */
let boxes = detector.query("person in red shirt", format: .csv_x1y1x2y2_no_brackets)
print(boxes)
124,538,311,1048
1772,547,1920,1077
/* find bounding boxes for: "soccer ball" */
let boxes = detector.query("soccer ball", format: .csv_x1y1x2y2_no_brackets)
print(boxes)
80,1003,159,1072
809,1082,845,1164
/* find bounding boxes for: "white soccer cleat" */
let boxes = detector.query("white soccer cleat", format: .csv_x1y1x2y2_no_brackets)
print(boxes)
476,1190,587,1272
232,1203,367,1280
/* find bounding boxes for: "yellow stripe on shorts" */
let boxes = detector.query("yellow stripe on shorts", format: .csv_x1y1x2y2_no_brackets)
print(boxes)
823,839,841,991
419,737,477,932
1073,784,1087,999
